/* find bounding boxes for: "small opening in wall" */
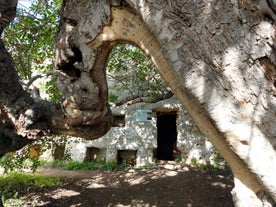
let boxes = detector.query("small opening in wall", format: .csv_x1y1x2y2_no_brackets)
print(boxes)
112,114,125,127
117,150,137,166
84,147,101,162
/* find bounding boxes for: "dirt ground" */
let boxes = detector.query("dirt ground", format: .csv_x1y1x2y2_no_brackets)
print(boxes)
11,164,234,207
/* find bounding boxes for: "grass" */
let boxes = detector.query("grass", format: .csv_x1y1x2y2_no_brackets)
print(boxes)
40,160,128,171
65,160,117,170
0,173,63,202
39,159,66,168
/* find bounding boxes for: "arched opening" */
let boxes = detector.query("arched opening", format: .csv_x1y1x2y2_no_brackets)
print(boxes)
106,43,171,106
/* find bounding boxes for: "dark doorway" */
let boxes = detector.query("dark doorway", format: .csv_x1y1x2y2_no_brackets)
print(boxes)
156,112,177,160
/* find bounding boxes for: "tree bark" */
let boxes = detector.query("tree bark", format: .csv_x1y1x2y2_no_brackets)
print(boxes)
1,0,276,206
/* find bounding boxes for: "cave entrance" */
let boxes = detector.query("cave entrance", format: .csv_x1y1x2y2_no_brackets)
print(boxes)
156,112,177,161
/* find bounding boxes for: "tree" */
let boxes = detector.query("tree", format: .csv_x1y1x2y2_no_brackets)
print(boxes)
3,0,59,79
2,0,62,101
1,0,276,206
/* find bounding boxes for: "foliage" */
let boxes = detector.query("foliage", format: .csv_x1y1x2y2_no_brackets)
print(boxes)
107,44,170,103
2,0,62,102
40,76,62,102
3,0,61,78
0,135,70,173
0,149,40,174
108,92,119,103
0,173,62,202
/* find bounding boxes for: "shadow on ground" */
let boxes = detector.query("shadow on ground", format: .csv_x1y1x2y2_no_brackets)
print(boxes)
20,166,234,207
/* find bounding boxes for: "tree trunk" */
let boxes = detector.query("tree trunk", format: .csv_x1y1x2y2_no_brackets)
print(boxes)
0,0,112,156
1,0,276,206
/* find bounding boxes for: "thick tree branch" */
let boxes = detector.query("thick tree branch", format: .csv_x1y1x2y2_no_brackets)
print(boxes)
114,91,173,106
0,0,112,156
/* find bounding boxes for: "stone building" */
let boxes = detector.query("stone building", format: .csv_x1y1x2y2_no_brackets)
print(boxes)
65,97,220,167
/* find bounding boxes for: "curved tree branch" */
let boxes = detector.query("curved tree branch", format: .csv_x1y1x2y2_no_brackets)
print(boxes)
25,71,53,87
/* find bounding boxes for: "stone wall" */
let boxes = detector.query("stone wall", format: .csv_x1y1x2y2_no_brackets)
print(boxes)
65,97,221,167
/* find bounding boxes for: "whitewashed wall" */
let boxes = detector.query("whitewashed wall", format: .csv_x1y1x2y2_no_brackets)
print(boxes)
66,97,221,167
